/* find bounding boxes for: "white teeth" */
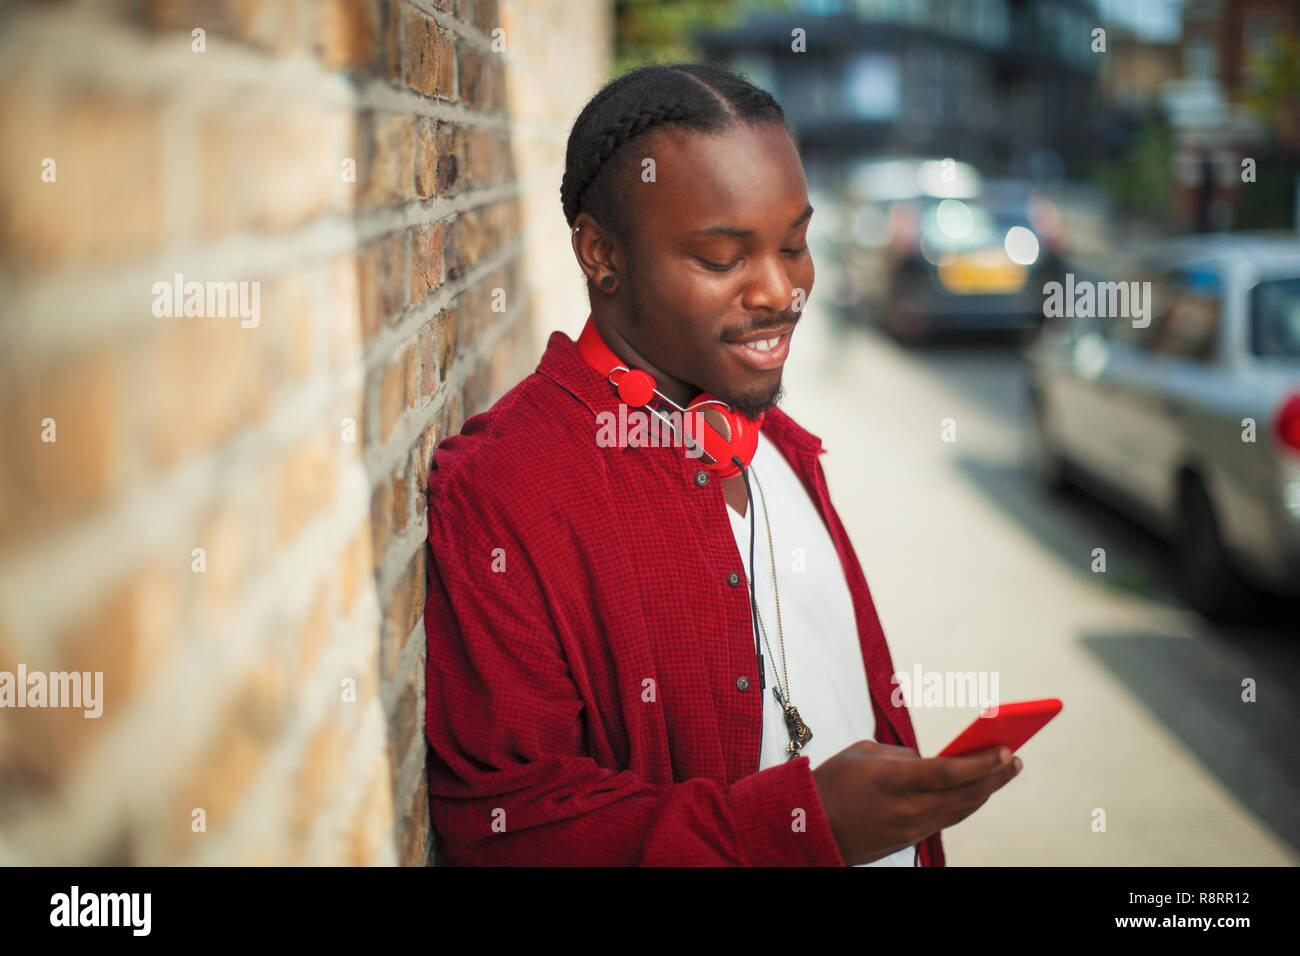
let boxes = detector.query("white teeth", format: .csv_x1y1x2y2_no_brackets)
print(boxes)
745,336,781,352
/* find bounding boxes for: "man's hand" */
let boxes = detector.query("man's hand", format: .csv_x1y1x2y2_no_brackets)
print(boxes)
810,740,1022,865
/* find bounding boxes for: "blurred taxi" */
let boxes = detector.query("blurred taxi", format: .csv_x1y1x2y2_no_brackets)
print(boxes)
831,159,1066,341
882,184,1067,341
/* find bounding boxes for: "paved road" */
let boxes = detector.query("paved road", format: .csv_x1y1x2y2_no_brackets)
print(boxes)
778,296,1300,866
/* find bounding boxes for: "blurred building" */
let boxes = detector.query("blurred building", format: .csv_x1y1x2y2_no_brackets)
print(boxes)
1097,25,1181,117
693,0,1101,180
1162,0,1300,229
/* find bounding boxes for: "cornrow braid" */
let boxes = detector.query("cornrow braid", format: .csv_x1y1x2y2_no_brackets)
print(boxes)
561,62,790,247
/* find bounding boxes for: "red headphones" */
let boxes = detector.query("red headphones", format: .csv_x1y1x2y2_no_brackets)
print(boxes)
576,315,762,479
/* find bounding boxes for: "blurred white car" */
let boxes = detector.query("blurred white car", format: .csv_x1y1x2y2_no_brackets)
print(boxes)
1024,234,1300,618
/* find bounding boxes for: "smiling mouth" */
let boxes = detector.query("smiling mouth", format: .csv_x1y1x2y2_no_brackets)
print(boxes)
723,326,794,371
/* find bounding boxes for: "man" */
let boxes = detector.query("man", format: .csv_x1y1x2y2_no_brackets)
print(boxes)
423,63,1021,866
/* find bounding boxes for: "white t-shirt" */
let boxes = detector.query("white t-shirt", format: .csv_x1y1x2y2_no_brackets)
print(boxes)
727,431,918,868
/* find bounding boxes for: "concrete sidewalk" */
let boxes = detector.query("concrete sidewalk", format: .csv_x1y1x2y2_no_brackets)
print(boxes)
777,295,1299,866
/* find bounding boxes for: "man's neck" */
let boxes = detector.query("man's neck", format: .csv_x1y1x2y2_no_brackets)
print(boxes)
595,318,699,409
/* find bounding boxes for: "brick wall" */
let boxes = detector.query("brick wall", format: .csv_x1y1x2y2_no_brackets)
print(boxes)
0,0,609,865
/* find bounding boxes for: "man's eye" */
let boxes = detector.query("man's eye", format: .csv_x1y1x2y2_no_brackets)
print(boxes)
783,245,808,257
697,257,739,272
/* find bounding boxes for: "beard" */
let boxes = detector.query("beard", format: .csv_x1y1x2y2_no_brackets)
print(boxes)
723,377,785,420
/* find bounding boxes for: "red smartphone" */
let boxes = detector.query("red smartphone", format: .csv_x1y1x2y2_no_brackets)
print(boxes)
936,698,1062,758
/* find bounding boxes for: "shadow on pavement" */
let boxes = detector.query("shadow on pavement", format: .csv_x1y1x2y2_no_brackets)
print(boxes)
1078,629,1300,857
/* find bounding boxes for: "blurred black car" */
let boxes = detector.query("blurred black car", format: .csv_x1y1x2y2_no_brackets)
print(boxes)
880,181,1067,342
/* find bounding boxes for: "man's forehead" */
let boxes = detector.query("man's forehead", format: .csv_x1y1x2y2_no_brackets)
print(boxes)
634,124,803,232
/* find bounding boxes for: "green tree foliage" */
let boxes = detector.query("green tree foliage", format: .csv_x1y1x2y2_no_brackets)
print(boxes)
1094,118,1176,226
1242,32,1300,153
613,0,793,76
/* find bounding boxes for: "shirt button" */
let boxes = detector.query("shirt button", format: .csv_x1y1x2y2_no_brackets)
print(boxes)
727,571,741,587
694,470,710,486
736,676,750,691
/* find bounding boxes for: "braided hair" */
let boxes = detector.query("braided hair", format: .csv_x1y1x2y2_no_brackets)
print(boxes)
560,62,791,249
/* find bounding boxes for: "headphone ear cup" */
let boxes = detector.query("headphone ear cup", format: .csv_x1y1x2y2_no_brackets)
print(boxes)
687,397,763,479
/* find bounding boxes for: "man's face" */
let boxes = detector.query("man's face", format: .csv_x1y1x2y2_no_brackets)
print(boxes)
613,122,814,419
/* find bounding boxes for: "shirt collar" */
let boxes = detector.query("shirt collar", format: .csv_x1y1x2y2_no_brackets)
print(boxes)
535,328,828,460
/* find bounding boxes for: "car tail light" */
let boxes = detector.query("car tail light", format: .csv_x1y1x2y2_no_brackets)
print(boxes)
1277,393,1300,452
889,202,919,256
1028,196,1064,255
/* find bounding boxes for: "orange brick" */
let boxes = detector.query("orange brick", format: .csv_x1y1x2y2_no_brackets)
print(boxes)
404,338,420,408
378,344,413,444
391,466,411,538
355,233,408,340
417,323,438,400
414,118,438,199
236,846,277,866
139,0,240,35
340,526,373,619
403,9,441,96
0,88,161,269
440,387,464,439
381,0,404,84
465,358,492,419
271,432,338,546
347,752,395,865
369,478,393,560
380,548,424,685
459,45,483,109
434,122,463,196
197,111,242,239
290,719,349,846
360,112,415,208
262,272,315,384
297,580,332,673
356,243,385,343
328,254,364,368
437,28,456,98
243,0,302,56
144,302,274,470
192,497,247,618
397,764,431,866
388,661,424,775
317,0,380,71
438,307,459,382
172,656,286,853
246,105,346,233
470,0,498,34
10,347,126,548
0,637,99,793
410,222,443,303
339,381,364,459
466,129,494,187
415,420,440,491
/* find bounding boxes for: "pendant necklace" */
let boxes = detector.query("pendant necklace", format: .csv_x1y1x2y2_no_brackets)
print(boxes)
749,466,814,759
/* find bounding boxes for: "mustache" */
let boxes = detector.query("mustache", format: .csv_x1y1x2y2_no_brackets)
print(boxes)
722,314,798,341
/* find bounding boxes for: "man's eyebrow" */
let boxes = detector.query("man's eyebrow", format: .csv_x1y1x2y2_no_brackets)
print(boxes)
686,203,814,239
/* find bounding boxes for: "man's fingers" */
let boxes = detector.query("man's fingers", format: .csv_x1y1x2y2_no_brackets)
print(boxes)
910,756,1021,831
903,746,1015,792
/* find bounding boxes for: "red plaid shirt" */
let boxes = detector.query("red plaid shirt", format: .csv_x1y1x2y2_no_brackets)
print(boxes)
423,328,946,866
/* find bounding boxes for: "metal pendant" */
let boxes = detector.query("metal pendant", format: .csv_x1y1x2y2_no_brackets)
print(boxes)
774,688,813,755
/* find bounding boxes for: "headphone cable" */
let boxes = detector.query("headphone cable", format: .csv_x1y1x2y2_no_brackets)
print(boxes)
733,455,766,773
